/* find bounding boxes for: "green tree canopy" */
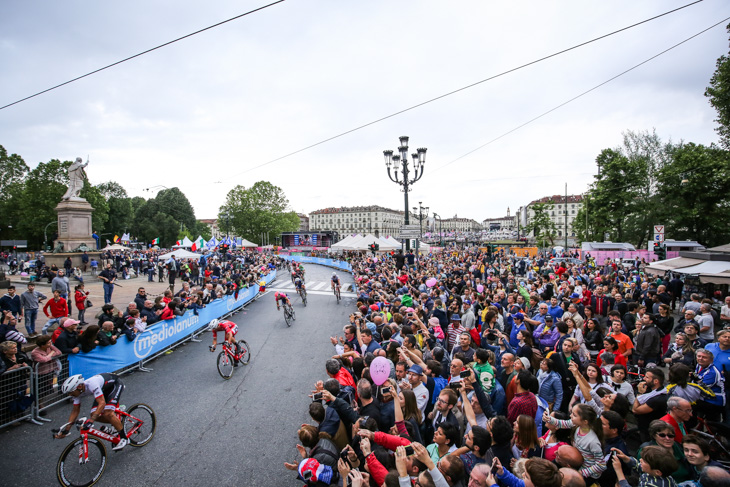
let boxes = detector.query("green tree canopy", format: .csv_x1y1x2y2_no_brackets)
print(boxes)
525,202,557,247
705,23,730,149
219,181,299,244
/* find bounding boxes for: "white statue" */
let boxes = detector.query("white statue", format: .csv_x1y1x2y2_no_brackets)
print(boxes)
61,157,89,200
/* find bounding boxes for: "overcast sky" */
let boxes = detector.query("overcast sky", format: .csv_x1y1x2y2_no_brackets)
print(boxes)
1,0,727,222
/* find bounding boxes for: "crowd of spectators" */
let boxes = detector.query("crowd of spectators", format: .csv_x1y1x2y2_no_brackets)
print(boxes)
289,249,730,487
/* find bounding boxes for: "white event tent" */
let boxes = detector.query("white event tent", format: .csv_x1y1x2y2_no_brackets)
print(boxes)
157,249,200,260
331,234,362,250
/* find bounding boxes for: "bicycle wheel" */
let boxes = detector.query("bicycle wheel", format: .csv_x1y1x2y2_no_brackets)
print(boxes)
57,437,107,487
217,351,234,379
237,340,251,365
284,308,291,327
302,291,307,306
124,403,156,447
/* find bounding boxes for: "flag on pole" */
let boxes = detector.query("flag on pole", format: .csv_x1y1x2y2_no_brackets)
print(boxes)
194,236,205,251
151,237,159,245
113,235,120,243
191,241,198,251
176,240,181,246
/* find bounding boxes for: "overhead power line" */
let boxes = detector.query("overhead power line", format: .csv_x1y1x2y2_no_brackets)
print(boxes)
0,0,286,111
222,0,704,180
432,15,730,173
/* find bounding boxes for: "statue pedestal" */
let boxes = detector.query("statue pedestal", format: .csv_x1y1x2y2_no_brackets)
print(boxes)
55,199,94,251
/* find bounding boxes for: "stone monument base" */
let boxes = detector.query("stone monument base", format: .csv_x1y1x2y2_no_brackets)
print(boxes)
44,251,102,271
55,199,95,252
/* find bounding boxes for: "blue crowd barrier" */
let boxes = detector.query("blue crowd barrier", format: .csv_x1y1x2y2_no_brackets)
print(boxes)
67,270,277,377
280,255,352,272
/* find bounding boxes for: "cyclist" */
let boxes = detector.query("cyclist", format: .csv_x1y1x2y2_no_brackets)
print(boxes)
56,373,129,451
294,277,306,297
209,318,238,350
331,272,341,293
275,291,291,311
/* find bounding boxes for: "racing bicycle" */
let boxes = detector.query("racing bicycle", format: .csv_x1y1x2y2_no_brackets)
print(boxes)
297,287,307,306
283,302,296,327
54,403,156,487
333,284,341,304
214,339,251,379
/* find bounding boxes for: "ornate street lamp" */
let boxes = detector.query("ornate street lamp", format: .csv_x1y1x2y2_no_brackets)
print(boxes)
384,136,427,250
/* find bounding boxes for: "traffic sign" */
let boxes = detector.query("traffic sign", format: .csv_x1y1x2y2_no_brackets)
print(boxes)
654,225,664,234
654,233,664,242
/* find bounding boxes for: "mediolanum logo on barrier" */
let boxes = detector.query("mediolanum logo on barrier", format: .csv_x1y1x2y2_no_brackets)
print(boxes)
133,315,200,359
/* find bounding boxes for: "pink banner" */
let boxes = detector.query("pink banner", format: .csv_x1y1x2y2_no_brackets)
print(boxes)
579,249,679,265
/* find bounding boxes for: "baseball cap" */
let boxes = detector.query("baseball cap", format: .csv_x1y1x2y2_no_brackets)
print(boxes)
64,319,81,328
513,313,524,321
450,314,461,321
407,364,424,375
569,293,580,299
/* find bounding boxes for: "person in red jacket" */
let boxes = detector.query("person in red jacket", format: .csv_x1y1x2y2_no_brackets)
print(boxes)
42,290,68,335
74,284,90,325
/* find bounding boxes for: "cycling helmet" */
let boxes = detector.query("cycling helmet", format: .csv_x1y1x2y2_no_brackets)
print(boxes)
332,272,337,276
62,374,85,394
292,271,297,276
275,292,280,298
208,318,220,331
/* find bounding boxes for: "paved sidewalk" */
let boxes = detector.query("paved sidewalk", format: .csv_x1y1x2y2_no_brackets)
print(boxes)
1,271,176,341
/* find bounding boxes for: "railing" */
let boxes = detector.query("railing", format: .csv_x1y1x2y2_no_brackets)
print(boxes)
0,364,41,429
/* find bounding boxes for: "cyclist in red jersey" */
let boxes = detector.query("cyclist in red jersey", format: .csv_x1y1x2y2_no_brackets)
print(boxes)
209,319,238,352
275,291,291,311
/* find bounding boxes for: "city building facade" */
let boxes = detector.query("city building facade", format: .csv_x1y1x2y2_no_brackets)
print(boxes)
525,195,584,240
297,213,310,232
309,205,406,237
439,215,482,232
481,208,517,231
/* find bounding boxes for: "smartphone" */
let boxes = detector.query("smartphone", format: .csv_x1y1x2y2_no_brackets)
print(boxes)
459,370,470,379
404,445,414,455
346,469,359,487
449,382,462,390
340,449,351,467
312,392,323,401
382,386,392,394
491,462,499,475
416,330,424,335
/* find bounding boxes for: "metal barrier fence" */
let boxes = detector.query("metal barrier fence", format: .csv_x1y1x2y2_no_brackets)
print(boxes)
0,364,41,428
32,354,71,424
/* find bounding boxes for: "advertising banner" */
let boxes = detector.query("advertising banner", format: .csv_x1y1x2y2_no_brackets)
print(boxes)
68,270,277,377
280,255,352,272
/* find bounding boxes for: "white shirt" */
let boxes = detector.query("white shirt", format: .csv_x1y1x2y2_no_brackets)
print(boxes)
413,383,429,422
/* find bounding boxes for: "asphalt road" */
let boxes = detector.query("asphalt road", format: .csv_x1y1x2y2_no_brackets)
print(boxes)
0,264,356,487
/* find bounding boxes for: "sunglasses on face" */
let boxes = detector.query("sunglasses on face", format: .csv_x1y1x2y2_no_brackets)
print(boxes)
656,432,675,439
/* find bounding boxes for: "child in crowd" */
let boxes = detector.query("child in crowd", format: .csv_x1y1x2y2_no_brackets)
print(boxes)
612,444,679,487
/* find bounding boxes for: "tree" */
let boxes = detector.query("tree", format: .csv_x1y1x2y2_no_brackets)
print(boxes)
219,181,300,244
705,23,730,149
525,202,557,247
154,188,197,231
0,145,29,197
655,142,730,247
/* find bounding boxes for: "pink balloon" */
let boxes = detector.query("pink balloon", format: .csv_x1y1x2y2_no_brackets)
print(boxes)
370,356,391,385
477,285,484,293
426,278,437,288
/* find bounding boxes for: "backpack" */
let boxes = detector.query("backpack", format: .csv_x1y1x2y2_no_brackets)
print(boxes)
530,348,544,371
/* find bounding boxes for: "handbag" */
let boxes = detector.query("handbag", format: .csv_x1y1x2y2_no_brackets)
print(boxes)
85,299,93,308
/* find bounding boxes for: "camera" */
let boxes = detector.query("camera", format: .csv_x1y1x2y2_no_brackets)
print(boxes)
381,386,392,394
404,445,414,455
312,392,323,401
486,331,497,341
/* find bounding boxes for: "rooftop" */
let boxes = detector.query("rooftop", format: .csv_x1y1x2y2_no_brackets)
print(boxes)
528,194,584,206
311,205,403,215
